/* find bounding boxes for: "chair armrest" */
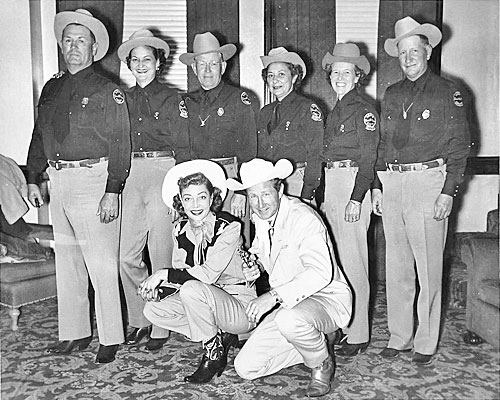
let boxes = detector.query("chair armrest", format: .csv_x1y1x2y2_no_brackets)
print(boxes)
461,234,499,287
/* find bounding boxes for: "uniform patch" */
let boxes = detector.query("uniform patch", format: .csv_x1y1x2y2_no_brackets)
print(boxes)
113,89,125,104
363,112,376,131
240,92,252,105
453,91,463,107
179,100,188,119
310,104,322,122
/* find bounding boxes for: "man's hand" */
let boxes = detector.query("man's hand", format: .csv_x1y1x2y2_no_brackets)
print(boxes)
372,189,383,216
245,292,276,323
231,193,246,218
345,200,361,222
97,192,119,223
27,183,44,207
434,193,453,221
137,268,169,301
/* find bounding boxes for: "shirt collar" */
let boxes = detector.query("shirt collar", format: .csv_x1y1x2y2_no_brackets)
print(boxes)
68,65,94,82
403,67,431,91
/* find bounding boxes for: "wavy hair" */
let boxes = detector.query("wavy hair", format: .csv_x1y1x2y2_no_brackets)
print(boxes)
172,172,223,217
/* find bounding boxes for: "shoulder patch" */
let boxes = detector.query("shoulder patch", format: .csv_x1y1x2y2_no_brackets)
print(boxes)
363,112,377,131
453,91,463,107
113,89,125,105
240,92,252,106
52,71,65,79
179,100,188,118
310,103,323,122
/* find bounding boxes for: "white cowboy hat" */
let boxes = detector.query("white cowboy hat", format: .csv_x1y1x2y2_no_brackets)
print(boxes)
322,43,370,75
117,29,170,63
384,16,442,57
162,160,227,210
179,32,236,65
226,158,293,191
54,8,109,61
260,47,307,78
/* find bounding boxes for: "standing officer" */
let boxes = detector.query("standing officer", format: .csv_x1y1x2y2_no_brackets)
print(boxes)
26,9,131,364
117,29,190,351
372,16,470,365
179,32,258,246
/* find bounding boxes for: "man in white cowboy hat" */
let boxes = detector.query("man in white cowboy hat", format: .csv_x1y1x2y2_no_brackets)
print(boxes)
26,8,131,363
117,29,190,351
179,31,258,247
372,16,470,365
228,158,352,397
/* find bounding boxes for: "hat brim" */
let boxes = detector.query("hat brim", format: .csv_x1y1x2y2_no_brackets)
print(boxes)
54,11,109,61
162,160,228,210
179,44,237,65
118,37,170,63
226,159,294,191
321,52,370,75
384,24,442,57
260,53,307,78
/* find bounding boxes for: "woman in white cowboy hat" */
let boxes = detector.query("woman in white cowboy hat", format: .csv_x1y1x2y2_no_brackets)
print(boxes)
257,47,324,202
139,160,256,384
321,43,379,358
117,29,190,351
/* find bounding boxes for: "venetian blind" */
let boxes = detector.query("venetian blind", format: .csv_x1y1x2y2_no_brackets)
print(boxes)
119,0,187,91
335,0,380,100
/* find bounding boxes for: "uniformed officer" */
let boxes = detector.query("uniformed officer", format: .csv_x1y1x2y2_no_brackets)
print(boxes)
26,9,131,363
258,47,324,201
117,29,190,351
321,43,379,357
372,16,470,365
179,32,258,247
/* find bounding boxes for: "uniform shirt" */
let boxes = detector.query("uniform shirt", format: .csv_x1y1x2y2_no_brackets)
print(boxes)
26,65,131,193
183,81,258,163
257,91,324,199
323,89,379,202
126,79,190,163
375,69,470,196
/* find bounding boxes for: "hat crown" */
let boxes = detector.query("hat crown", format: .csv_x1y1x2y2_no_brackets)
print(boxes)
268,47,289,57
332,43,361,58
74,8,93,17
394,16,421,37
128,29,155,41
192,32,223,55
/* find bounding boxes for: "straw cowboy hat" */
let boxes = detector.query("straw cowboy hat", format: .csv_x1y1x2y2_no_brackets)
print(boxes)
54,8,109,61
179,32,236,65
117,29,170,63
162,160,228,209
384,16,442,57
322,43,371,75
226,158,293,191
260,47,307,78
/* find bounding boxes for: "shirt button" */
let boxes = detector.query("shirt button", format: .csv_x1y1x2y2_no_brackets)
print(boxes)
137,132,141,136
138,117,142,122
56,153,60,157
69,112,72,115
296,298,299,302
139,147,143,151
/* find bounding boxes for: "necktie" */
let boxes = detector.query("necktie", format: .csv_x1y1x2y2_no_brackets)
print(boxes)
268,220,274,255
53,78,73,143
267,101,281,135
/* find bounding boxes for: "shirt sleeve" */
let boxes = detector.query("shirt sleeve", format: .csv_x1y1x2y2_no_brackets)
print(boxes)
301,103,324,199
236,91,258,163
170,94,191,163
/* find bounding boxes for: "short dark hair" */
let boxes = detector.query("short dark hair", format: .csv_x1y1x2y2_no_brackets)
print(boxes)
323,64,367,87
261,62,304,89
172,172,223,217
126,46,168,76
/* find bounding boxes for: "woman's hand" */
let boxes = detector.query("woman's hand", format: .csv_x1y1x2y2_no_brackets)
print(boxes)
137,269,169,301
344,200,361,222
245,292,276,323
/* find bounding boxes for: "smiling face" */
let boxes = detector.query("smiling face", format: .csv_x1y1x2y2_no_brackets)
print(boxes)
247,180,283,221
266,62,297,101
329,61,359,99
397,35,432,81
192,52,226,90
180,183,213,224
61,24,97,74
129,45,159,87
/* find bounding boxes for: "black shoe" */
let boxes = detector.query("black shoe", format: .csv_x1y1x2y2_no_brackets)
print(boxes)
185,332,227,384
412,352,433,365
96,344,119,363
145,337,169,351
337,342,369,357
47,336,92,354
463,330,484,345
379,347,411,358
125,326,150,345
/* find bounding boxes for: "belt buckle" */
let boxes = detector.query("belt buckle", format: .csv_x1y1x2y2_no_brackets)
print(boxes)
54,161,62,170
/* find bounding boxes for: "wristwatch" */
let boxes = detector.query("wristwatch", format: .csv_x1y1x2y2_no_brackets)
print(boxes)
269,289,283,304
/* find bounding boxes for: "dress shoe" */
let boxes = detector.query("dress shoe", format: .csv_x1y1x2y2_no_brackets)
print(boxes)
337,341,369,357
95,344,119,363
125,326,150,345
463,330,484,345
146,337,169,351
306,355,335,397
185,332,226,384
379,347,411,358
47,336,92,354
412,352,433,365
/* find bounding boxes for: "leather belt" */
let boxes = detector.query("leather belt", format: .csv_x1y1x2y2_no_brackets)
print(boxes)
295,161,307,169
48,157,108,171
387,158,444,172
212,156,237,166
132,150,175,159
325,159,358,169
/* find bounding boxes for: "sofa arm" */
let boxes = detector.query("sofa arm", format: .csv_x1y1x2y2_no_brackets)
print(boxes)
461,234,499,287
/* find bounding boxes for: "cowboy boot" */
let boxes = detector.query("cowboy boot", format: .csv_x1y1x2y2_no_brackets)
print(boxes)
184,331,227,384
306,354,335,397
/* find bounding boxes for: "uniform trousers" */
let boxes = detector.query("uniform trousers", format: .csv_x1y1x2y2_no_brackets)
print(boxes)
377,165,448,355
234,295,338,380
120,157,175,338
47,162,124,345
284,166,305,198
322,167,371,343
143,280,256,342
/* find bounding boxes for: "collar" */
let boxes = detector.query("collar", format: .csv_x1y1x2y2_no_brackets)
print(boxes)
278,90,299,106
68,65,94,82
336,88,358,108
134,78,163,96
403,67,431,91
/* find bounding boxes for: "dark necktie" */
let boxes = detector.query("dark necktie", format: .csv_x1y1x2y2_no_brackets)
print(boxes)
392,80,417,150
267,101,281,135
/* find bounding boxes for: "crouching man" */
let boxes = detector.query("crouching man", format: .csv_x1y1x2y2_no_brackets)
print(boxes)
227,158,352,397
